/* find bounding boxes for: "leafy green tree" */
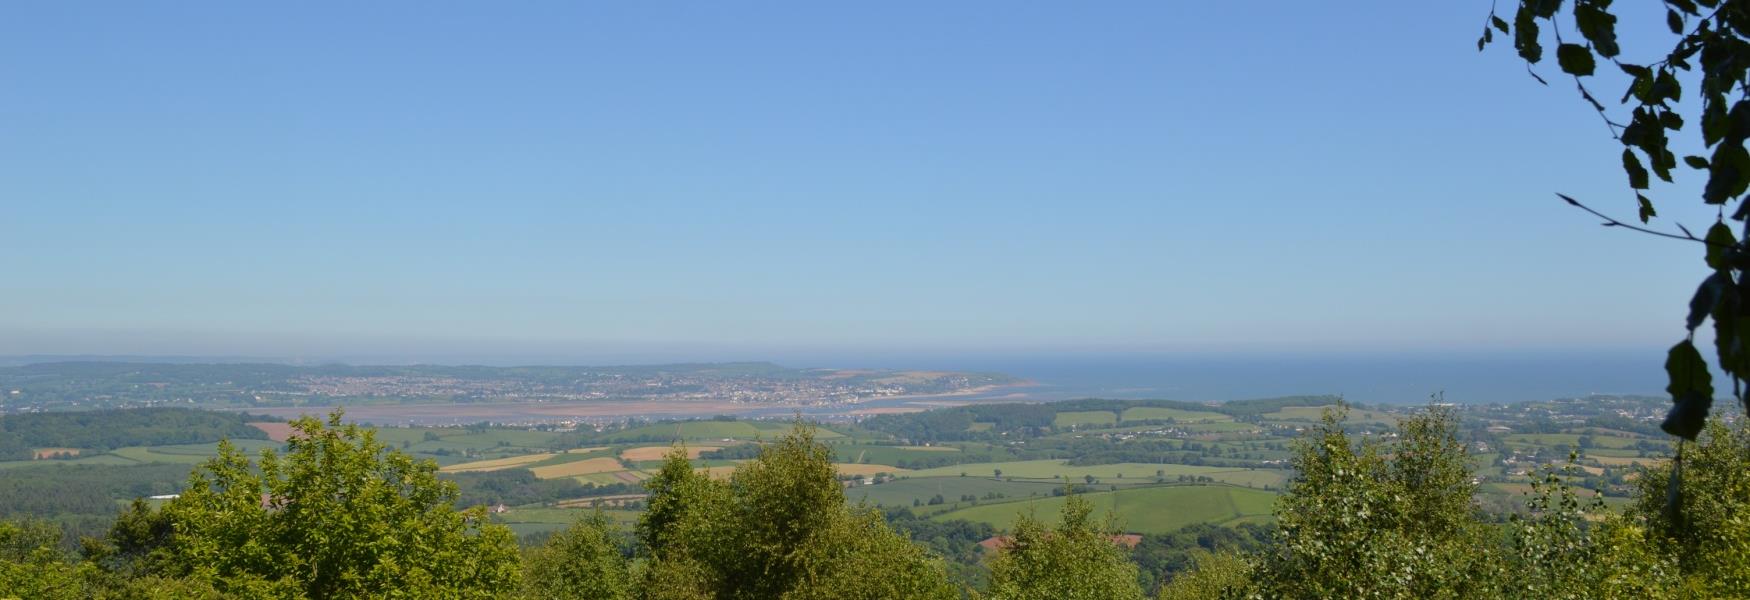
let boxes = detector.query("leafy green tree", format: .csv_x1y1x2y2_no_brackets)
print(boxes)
0,518,97,600
1155,551,1251,600
141,410,520,598
1252,405,1494,599
1630,420,1750,596
1503,461,1679,599
523,511,631,600
634,423,956,600
984,493,1145,600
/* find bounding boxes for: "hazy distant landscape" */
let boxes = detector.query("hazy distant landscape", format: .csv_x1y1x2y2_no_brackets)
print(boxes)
0,361,1019,424
0,382,1680,594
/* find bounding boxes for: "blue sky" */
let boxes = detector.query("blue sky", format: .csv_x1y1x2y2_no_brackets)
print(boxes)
0,2,1717,363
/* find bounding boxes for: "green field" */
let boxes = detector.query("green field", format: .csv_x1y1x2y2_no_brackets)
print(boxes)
1119,407,1232,423
1263,405,1397,423
1503,433,1640,450
828,444,978,467
1052,411,1118,428
492,507,640,538
904,460,1285,487
848,477,1075,507
931,484,1277,534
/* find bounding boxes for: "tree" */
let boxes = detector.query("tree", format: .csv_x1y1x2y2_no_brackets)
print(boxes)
1251,405,1495,599
523,511,632,600
1628,420,1750,596
984,492,1145,600
1481,2,1750,444
1503,461,1679,599
634,422,957,600
137,410,520,598
0,518,98,600
1156,551,1251,600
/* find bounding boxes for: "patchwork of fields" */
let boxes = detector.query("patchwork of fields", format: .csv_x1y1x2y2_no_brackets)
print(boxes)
0,395,1679,547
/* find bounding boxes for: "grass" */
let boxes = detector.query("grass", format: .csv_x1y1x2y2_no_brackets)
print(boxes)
1264,405,1396,423
904,460,1287,487
931,484,1277,535
1504,433,1641,450
492,507,640,538
833,463,910,477
1053,411,1118,428
827,444,971,467
1119,407,1232,423
436,430,563,449
849,477,1081,507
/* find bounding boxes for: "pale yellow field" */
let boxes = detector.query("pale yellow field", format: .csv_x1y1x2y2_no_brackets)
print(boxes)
439,453,554,473
697,466,738,480
833,463,910,477
621,445,721,461
1592,455,1666,468
32,447,81,459
531,457,626,479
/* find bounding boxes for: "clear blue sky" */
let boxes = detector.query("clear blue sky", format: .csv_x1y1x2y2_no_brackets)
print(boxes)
0,2,1715,363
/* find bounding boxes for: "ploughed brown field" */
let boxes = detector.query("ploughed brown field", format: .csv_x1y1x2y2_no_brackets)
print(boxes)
32,448,81,459
248,422,295,442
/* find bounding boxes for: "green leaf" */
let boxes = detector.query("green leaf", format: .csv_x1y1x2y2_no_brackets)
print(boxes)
1556,44,1596,76
1638,193,1658,223
1662,393,1712,440
1666,339,1714,401
1491,15,1509,34
1514,6,1542,63
1661,111,1685,131
1705,143,1750,204
1668,9,1684,34
1623,149,1650,189
1685,155,1710,169
1689,273,1729,330
1706,222,1738,270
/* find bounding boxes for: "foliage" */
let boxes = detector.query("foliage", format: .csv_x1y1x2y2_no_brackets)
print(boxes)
122,410,521,599
1155,551,1251,600
522,511,632,600
635,427,958,600
1129,522,1272,595
0,463,193,548
0,518,98,600
1504,461,1680,599
1251,405,1494,599
443,468,590,508
983,492,1145,600
1630,420,1750,596
1481,0,1750,443
0,407,267,459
